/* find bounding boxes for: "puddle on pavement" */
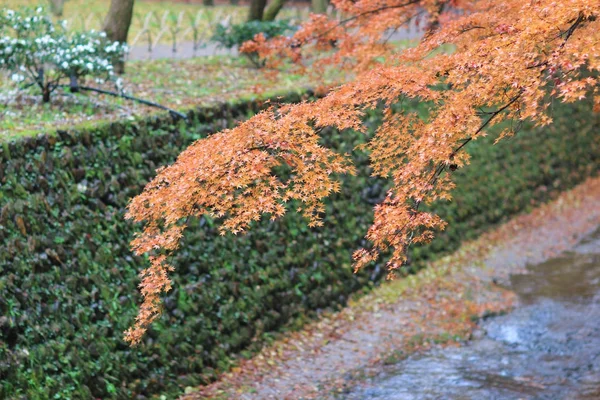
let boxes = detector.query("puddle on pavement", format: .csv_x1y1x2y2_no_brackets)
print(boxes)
346,229,600,400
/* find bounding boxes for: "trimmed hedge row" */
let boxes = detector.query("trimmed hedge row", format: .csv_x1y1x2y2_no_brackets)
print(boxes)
0,97,599,399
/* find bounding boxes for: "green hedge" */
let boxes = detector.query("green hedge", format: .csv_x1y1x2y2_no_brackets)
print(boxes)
0,96,598,399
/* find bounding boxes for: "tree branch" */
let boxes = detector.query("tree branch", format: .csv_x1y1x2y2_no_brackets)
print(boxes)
527,12,586,70
57,84,188,120
311,0,421,41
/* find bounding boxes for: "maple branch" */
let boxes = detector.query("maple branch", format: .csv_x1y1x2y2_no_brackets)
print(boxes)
559,12,585,48
311,0,421,40
527,12,586,70
423,0,446,38
381,10,426,44
451,93,522,157
337,0,421,25
396,93,523,252
372,92,523,268
458,25,485,34
125,0,600,344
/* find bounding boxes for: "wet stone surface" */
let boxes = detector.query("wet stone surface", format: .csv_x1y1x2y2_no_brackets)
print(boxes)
347,229,600,400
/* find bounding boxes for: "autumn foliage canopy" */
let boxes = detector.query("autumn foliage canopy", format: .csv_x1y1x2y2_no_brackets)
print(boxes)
124,0,600,344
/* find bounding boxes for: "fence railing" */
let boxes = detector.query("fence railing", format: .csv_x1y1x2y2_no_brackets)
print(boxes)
60,5,349,59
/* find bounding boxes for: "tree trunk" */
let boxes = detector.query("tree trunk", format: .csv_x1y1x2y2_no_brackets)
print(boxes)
247,0,267,21
42,86,51,103
311,0,328,14
263,0,286,22
102,0,135,74
48,0,66,17
69,74,79,93
202,0,214,5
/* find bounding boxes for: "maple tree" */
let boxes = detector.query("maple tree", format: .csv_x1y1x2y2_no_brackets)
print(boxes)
124,0,600,344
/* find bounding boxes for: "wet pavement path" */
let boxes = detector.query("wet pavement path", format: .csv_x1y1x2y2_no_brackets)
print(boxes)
184,178,600,400
348,229,600,400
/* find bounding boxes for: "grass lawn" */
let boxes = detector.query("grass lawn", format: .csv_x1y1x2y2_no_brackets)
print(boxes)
0,55,311,139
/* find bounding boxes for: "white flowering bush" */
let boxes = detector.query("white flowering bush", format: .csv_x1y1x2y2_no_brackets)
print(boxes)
0,7,128,102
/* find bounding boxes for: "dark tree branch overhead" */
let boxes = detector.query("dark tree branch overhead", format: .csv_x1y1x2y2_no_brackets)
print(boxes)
527,13,586,70
315,0,421,39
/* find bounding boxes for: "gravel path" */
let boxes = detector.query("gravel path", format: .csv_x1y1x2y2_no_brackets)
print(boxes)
127,27,421,60
128,42,237,61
